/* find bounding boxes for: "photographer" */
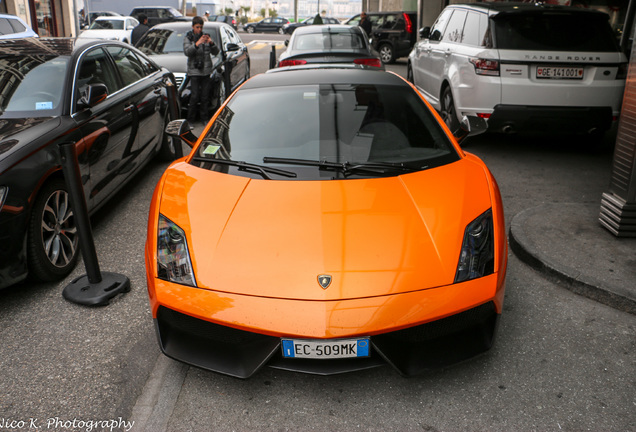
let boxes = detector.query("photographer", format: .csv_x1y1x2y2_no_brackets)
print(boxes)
183,16,220,124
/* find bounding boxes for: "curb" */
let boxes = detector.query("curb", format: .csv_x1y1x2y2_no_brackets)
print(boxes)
509,204,636,315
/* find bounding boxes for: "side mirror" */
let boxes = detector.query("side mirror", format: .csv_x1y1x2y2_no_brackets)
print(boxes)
284,39,289,47
454,115,488,145
166,119,198,148
226,43,240,51
419,27,431,39
78,84,108,109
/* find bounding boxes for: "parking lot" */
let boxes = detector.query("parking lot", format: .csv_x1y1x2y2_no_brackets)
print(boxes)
0,31,635,432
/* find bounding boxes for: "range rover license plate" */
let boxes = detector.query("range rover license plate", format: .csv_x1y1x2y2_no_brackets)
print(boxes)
536,66,583,79
281,338,370,359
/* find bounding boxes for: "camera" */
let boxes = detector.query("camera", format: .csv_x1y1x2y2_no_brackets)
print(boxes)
195,60,203,69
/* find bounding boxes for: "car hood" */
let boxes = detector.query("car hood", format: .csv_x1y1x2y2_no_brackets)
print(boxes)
158,158,493,300
0,117,61,162
148,53,187,74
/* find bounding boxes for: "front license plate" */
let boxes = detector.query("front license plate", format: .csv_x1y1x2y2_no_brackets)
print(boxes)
536,66,583,79
281,338,370,359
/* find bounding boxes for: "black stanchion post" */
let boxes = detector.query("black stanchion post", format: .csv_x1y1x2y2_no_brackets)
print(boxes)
165,80,183,158
269,45,277,69
59,141,130,306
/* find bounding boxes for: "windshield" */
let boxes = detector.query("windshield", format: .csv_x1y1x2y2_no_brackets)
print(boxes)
0,55,68,118
193,83,459,180
137,29,220,54
494,12,619,51
89,19,124,30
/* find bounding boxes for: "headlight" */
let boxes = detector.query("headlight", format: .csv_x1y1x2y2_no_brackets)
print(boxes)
157,214,196,286
0,186,7,211
455,209,494,283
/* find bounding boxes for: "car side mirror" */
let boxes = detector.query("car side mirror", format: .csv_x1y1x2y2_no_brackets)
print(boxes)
78,84,108,109
226,43,240,51
166,119,198,148
454,115,488,144
419,27,431,39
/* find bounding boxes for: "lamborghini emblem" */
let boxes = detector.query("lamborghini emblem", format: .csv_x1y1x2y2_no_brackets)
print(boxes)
318,274,332,289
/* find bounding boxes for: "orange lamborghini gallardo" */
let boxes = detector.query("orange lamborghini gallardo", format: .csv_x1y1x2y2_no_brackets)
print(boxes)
145,67,507,378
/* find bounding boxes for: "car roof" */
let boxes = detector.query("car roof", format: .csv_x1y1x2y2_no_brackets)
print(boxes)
245,68,403,90
148,21,230,30
94,16,133,21
450,1,611,15
0,37,133,57
292,24,364,35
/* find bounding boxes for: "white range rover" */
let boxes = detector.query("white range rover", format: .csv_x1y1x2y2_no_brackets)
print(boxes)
407,2,627,138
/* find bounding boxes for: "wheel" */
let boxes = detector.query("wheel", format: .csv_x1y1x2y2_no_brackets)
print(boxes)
278,27,284,35
378,43,395,64
246,26,255,33
406,64,414,83
157,108,178,161
27,179,79,282
440,86,460,133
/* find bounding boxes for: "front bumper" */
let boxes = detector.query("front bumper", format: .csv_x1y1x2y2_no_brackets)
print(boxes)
149,273,505,378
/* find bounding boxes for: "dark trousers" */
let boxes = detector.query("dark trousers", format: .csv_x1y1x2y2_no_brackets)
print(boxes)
187,75,212,123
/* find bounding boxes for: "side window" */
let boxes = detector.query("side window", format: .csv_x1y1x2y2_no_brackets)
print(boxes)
368,14,381,29
348,15,360,26
463,12,485,46
381,14,398,29
0,18,13,35
442,10,467,43
220,27,231,48
226,28,241,45
75,48,121,108
105,46,146,87
9,18,27,33
429,9,453,41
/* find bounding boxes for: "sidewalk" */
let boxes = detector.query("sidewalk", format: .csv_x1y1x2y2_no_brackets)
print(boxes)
509,202,636,315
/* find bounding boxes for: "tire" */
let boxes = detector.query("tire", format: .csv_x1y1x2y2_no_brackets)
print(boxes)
246,26,255,33
440,86,460,133
27,179,79,282
378,43,395,64
407,63,414,83
157,108,178,161
278,27,284,35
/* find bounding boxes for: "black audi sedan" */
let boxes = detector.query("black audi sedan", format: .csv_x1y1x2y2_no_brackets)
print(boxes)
0,37,178,289
135,21,250,118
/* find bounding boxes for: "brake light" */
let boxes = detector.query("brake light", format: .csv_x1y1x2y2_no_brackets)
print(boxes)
354,58,383,68
477,113,491,119
469,58,500,76
232,19,236,25
403,13,413,34
278,59,307,67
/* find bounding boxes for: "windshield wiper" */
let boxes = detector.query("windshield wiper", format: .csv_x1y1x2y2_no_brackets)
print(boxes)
192,156,297,180
262,157,421,177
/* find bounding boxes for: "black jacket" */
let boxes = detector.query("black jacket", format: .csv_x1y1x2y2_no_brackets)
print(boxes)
131,23,150,46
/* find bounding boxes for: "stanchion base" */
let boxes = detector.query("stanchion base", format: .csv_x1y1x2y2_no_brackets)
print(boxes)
62,272,131,306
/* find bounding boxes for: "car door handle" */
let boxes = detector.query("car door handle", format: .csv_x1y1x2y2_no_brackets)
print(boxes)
124,104,135,113
153,86,162,94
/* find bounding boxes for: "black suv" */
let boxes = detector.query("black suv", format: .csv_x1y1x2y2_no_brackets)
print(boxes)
129,6,190,27
344,11,417,63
